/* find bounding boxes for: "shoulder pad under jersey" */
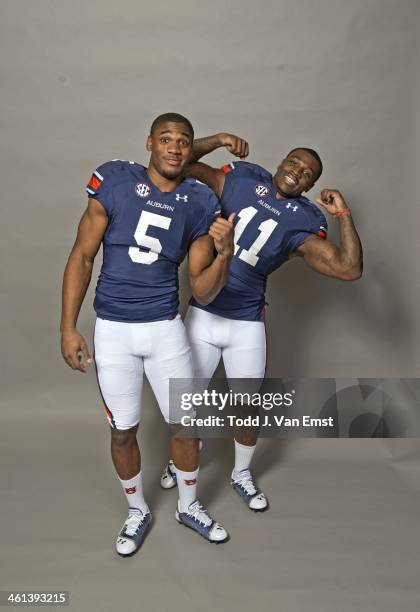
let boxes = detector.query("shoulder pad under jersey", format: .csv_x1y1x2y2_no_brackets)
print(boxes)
86,160,143,196
220,161,272,183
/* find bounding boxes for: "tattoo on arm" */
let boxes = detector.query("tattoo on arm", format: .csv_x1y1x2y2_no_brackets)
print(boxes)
190,135,222,163
297,215,363,280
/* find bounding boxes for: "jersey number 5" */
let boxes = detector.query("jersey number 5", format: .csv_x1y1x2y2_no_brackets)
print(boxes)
128,210,172,265
234,206,277,267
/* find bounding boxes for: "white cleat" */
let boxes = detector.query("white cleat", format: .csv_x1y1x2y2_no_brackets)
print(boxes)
116,509,152,556
231,469,269,512
175,500,229,543
160,460,177,489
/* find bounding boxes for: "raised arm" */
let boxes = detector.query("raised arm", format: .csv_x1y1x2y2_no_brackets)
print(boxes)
294,189,363,281
60,198,108,371
190,132,249,163
188,213,235,305
186,162,226,198
186,132,249,198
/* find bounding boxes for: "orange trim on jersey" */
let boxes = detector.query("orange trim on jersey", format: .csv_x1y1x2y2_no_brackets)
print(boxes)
88,175,102,191
221,164,232,174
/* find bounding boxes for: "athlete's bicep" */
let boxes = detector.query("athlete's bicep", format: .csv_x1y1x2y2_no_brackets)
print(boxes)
72,198,109,262
188,234,214,281
294,235,342,278
186,162,225,198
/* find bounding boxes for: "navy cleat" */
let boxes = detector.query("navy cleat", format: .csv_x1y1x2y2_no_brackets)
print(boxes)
175,500,229,543
116,508,152,556
231,469,268,512
160,460,177,490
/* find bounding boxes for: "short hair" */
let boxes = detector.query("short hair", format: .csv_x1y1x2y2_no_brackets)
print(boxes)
287,147,323,179
150,113,194,139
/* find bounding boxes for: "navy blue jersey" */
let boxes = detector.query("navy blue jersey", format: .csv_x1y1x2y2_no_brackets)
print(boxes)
190,161,328,321
86,160,220,322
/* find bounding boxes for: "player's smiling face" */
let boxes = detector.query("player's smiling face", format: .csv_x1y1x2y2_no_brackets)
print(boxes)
273,149,320,198
147,121,193,180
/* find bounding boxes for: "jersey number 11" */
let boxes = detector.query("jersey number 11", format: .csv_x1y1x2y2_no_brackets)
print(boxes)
234,206,277,267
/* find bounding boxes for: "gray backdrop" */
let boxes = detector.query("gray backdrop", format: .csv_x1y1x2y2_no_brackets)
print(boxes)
1,1,420,611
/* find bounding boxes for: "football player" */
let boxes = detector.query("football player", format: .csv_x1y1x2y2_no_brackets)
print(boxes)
160,133,363,511
60,115,235,555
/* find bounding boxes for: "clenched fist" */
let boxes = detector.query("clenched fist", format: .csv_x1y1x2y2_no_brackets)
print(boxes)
315,189,350,217
219,133,249,159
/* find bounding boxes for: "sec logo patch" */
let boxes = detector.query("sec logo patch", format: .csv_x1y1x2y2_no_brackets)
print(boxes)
255,184,269,197
135,183,151,198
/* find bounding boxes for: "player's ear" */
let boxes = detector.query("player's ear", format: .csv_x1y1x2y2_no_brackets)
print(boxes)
146,134,153,152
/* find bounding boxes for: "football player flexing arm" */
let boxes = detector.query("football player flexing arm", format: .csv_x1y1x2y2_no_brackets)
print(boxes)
61,115,236,555
161,134,362,513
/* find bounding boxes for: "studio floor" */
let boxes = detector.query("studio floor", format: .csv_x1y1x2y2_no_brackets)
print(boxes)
2,381,420,612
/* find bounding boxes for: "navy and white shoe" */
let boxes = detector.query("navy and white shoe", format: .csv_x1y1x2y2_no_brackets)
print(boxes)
160,460,177,490
175,500,229,543
116,508,152,556
231,469,268,512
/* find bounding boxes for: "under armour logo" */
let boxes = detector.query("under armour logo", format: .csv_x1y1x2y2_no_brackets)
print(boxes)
124,486,137,494
184,479,197,485
286,203,299,212
176,194,188,202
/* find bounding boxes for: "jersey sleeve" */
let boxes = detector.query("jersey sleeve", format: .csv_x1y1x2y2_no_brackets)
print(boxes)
220,161,272,202
85,161,120,215
286,203,328,255
189,188,221,243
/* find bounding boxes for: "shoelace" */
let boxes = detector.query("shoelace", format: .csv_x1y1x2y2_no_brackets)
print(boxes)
187,501,212,527
233,470,257,496
124,511,146,536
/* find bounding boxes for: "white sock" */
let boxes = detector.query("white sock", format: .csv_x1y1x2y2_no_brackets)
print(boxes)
174,466,199,513
232,439,256,480
119,471,149,515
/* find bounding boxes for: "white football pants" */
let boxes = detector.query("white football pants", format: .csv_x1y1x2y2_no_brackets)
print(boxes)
184,306,266,382
93,315,193,429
